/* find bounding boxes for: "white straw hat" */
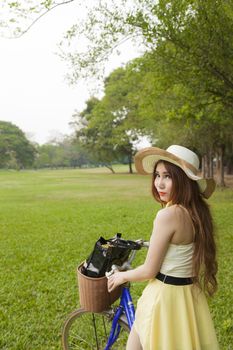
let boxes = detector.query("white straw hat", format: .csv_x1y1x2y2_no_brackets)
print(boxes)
135,145,216,199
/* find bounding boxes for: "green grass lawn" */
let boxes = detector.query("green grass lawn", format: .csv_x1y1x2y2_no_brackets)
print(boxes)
0,168,232,349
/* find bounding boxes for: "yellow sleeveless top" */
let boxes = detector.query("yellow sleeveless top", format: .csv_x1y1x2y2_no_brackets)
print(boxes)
160,242,195,277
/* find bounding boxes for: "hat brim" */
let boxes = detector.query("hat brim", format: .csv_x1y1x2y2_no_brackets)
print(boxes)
134,147,216,199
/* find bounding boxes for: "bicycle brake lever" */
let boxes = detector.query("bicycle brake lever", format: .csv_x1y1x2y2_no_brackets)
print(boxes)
105,271,113,279
105,264,119,278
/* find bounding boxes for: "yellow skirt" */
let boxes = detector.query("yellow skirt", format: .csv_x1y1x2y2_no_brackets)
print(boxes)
134,279,219,350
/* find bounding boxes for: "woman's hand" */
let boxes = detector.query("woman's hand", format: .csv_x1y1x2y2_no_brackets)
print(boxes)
107,271,127,292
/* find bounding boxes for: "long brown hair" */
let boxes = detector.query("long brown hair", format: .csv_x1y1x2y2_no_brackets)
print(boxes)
152,160,218,296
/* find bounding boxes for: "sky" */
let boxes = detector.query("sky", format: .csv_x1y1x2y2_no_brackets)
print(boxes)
0,1,140,145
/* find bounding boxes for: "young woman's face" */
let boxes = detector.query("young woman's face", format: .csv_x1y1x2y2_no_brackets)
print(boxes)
154,162,173,203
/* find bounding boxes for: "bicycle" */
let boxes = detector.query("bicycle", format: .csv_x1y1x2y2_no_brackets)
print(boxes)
62,239,149,350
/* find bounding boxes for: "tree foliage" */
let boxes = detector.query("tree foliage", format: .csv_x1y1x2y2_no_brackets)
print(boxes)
34,136,92,169
61,0,233,183
0,121,36,169
57,0,233,96
1,0,233,183
0,0,76,38
72,68,148,173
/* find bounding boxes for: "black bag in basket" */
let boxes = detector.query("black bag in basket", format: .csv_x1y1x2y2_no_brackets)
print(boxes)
82,233,140,278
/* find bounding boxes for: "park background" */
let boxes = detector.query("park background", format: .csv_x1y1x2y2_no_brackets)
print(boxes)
0,167,232,349
0,1,233,349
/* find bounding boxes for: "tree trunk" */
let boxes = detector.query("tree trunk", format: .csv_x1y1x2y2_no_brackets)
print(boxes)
105,164,115,173
202,154,209,178
208,148,214,178
201,156,205,177
216,151,220,177
226,157,233,174
127,153,133,174
216,145,225,187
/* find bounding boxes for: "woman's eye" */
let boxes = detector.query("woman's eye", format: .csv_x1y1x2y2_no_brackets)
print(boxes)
165,175,171,179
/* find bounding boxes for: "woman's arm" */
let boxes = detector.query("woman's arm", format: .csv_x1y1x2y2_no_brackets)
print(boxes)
108,207,175,292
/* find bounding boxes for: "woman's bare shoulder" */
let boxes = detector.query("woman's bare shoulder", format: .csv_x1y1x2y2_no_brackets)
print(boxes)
154,205,178,223
156,204,180,216
154,205,187,227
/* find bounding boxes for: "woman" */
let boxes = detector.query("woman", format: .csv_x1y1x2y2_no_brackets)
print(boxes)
108,145,219,350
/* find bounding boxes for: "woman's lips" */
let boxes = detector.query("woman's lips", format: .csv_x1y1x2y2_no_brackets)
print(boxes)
159,192,166,196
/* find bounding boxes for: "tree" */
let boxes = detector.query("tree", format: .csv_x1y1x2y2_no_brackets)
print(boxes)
0,121,36,169
0,0,76,38
72,68,146,173
100,67,146,173
3,0,233,103
58,0,233,102
140,51,233,185
73,97,118,173
35,135,92,169
58,136,92,168
3,0,232,182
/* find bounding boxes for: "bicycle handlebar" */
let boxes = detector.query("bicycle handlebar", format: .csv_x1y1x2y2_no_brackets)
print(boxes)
135,239,150,248
106,239,149,278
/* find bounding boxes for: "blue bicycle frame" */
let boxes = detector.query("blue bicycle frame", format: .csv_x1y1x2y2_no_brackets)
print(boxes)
104,286,135,350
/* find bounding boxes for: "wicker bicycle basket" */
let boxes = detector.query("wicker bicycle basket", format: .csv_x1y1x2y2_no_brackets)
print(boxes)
77,262,121,312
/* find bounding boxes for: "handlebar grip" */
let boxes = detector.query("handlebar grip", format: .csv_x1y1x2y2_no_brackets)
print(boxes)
135,239,149,248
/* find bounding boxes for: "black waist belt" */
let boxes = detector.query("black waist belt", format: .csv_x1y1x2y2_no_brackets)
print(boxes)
156,272,193,285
